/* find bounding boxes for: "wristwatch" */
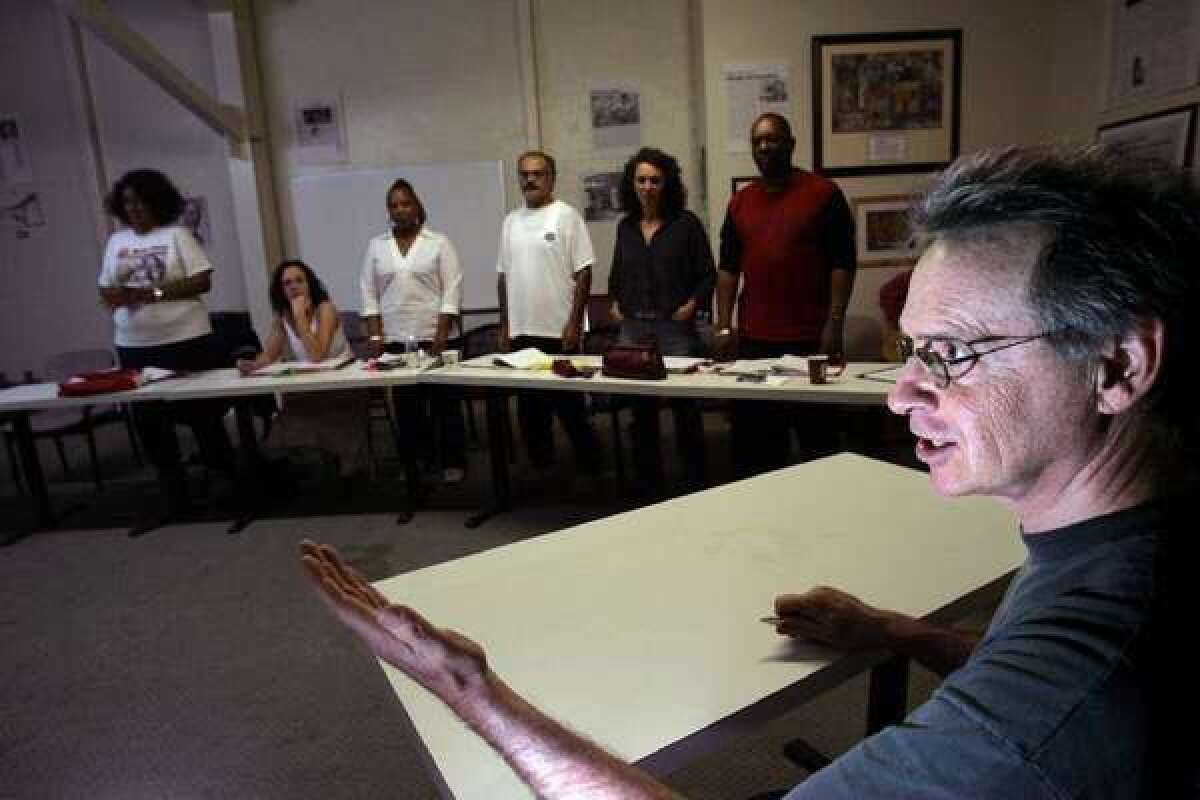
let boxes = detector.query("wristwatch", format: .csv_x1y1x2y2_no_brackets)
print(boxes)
152,287,164,302
716,327,733,336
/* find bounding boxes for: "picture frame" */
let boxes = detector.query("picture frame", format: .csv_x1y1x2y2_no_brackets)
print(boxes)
812,29,962,177
852,194,918,268
1096,104,1197,169
730,175,758,195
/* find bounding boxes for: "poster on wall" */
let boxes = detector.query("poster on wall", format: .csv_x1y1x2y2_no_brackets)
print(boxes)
1107,0,1200,108
293,96,346,164
0,112,34,186
1,190,45,240
724,63,789,153
591,88,641,149
182,196,211,246
582,172,623,221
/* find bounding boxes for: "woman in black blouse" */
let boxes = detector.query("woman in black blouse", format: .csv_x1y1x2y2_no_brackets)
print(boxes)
608,147,715,497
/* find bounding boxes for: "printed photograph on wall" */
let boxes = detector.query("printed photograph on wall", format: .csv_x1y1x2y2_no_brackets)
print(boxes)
730,175,758,195
1107,0,1200,108
582,171,624,221
1097,104,1197,168
723,63,790,153
813,30,961,176
852,194,918,267
293,96,346,163
591,88,641,149
182,196,211,246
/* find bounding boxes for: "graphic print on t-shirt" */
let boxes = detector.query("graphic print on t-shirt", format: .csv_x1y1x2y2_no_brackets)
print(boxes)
115,245,168,287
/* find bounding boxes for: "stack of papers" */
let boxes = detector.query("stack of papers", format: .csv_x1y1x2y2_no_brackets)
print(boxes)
772,355,810,376
490,348,551,370
715,358,777,376
140,367,178,383
246,355,355,377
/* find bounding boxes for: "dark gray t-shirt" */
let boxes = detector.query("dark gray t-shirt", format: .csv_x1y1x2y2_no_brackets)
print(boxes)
785,503,1191,799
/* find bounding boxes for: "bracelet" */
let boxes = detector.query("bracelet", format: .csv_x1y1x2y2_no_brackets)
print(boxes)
716,327,733,336
368,335,383,342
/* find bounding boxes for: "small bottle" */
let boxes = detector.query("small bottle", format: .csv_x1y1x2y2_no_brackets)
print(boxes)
405,333,418,366
0,371,10,388
23,369,35,384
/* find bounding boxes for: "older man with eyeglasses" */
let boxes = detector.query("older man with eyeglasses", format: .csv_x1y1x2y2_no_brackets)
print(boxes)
301,146,1198,799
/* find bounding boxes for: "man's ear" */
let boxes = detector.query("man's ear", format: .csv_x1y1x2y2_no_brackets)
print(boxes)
1094,317,1165,415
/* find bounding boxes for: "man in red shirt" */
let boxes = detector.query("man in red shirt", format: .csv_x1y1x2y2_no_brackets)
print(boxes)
715,113,856,477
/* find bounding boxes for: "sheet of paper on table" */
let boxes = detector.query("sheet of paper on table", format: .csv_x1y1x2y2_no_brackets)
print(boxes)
246,355,355,376
490,348,550,369
715,358,777,376
663,356,710,373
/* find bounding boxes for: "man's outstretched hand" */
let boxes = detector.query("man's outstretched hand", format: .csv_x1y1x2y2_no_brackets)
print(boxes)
300,540,489,706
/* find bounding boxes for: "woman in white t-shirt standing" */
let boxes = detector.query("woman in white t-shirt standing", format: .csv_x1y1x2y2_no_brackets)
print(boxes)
97,169,235,530
360,178,466,485
236,259,365,476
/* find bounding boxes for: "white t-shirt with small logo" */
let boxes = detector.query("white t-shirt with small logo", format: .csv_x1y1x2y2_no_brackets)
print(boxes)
496,199,593,339
97,225,213,347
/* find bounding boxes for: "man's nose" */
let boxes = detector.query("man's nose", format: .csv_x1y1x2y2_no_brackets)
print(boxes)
886,358,936,417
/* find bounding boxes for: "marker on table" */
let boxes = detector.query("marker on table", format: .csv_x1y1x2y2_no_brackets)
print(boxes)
760,615,785,625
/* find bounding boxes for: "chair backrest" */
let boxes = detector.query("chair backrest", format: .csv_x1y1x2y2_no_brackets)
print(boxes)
339,311,370,359
460,323,502,360
43,348,116,382
209,311,263,365
583,325,618,355
842,314,884,361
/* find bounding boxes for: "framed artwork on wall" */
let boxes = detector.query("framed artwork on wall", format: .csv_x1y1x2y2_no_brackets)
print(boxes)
852,194,919,268
1096,104,1197,168
812,30,962,177
730,175,758,195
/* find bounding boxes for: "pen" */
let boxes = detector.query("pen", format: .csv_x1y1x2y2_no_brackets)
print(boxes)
760,616,785,625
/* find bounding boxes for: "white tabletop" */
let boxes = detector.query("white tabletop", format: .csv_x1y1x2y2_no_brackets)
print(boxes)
422,360,896,404
0,363,425,412
374,453,1023,799
151,363,422,401
0,380,172,412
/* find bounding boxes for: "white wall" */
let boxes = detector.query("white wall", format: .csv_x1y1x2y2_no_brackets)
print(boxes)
696,0,1073,331
83,0,247,313
2,0,1142,379
0,0,248,381
0,1,109,382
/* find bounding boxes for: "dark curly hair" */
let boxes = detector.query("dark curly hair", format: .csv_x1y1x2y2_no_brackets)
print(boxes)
618,147,686,220
105,169,185,227
268,259,331,316
386,178,427,226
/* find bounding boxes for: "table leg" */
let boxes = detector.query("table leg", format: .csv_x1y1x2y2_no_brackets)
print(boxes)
227,400,267,535
865,654,909,734
2,412,53,545
464,390,511,529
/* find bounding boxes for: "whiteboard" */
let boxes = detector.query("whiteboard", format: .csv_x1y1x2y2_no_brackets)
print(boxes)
290,161,507,313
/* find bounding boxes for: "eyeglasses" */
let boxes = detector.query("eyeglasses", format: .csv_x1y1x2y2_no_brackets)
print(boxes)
897,331,1064,388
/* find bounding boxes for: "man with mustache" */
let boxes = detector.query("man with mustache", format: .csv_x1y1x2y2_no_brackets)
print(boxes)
496,150,601,476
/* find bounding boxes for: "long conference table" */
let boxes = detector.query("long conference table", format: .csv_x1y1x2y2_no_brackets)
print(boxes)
373,453,1023,798
0,359,898,540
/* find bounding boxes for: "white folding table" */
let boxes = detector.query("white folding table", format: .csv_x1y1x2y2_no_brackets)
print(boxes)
374,453,1022,799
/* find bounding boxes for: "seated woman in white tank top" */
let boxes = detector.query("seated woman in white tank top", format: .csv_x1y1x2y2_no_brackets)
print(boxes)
237,260,365,476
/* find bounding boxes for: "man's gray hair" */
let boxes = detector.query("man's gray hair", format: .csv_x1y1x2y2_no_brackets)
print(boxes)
913,145,1200,463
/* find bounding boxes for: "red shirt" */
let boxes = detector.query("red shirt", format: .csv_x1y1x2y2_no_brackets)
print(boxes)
719,170,855,342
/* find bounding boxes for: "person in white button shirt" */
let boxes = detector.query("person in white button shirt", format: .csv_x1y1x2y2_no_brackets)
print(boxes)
497,151,601,474
360,178,467,484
